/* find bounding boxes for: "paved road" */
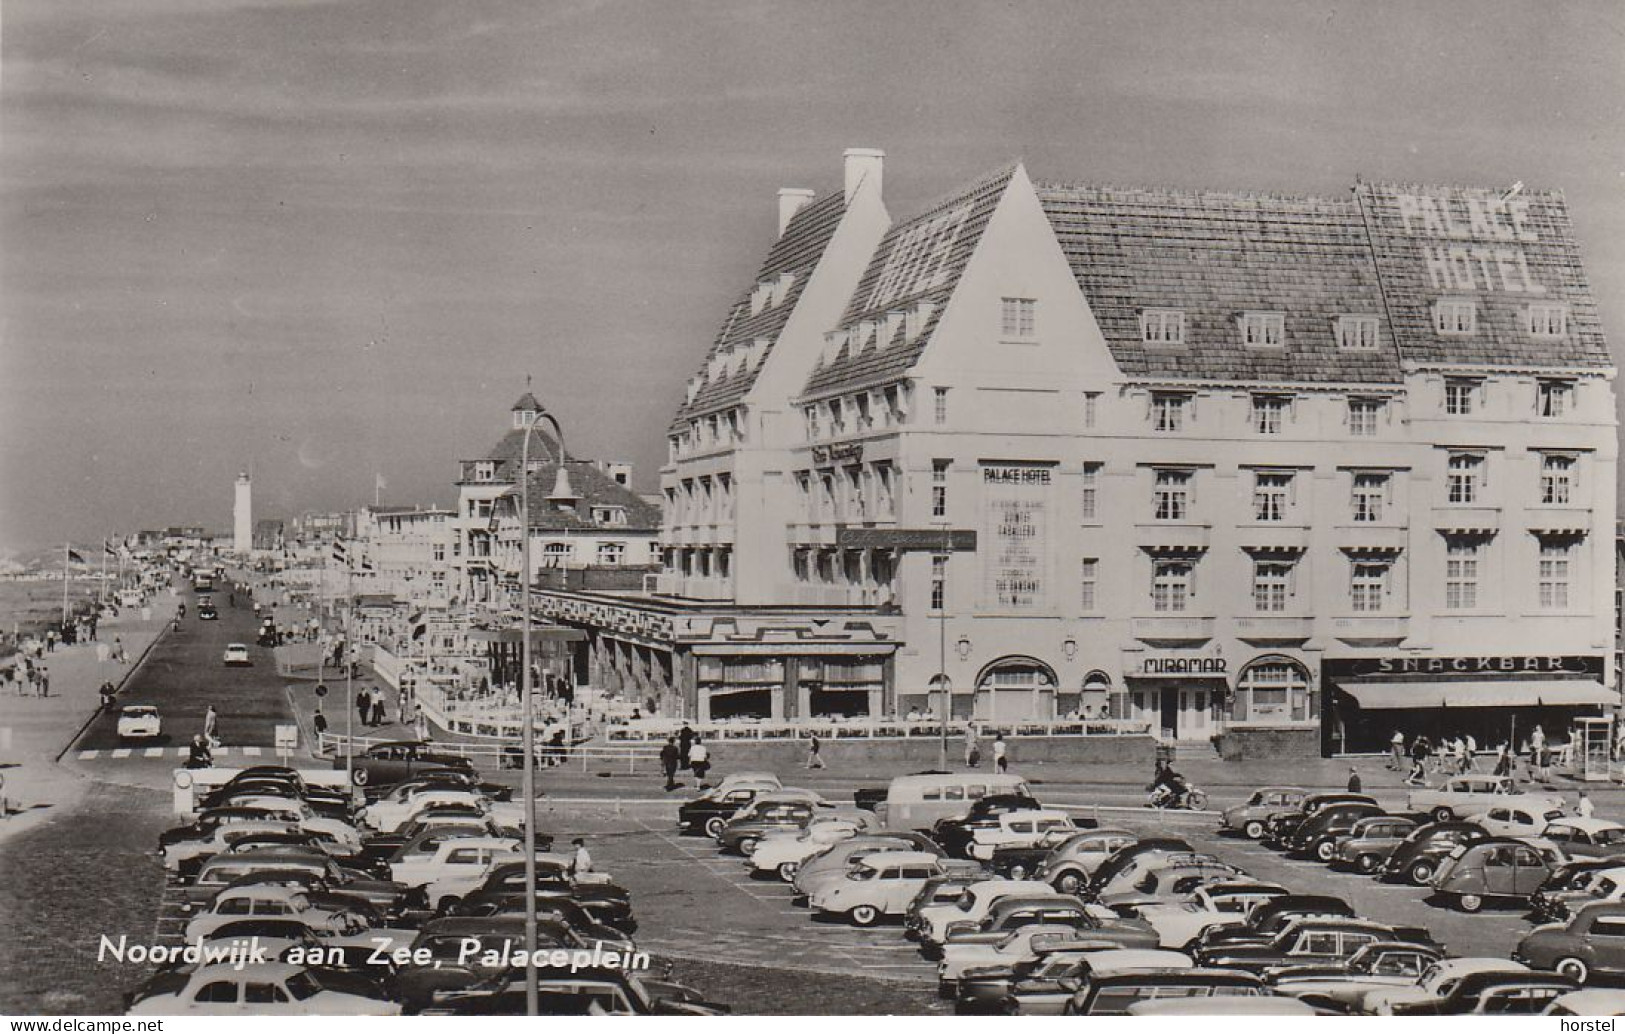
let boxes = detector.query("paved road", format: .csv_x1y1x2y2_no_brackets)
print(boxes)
71,584,290,752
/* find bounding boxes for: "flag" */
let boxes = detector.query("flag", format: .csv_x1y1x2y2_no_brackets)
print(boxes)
66,547,86,564
104,541,118,557
375,472,387,493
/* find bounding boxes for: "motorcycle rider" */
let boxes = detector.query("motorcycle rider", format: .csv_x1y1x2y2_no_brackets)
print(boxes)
1148,759,1190,808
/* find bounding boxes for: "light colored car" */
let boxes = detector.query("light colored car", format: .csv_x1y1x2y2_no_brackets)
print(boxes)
390,835,519,889
749,818,867,881
1126,996,1316,1016
207,798,361,849
422,849,593,911
1095,851,1241,901
126,962,399,1015
116,705,162,740
940,925,1115,991
916,879,1060,949
359,789,521,834
1132,881,1288,949
792,834,939,900
1469,802,1570,838
1221,788,1311,840
223,643,251,666
183,885,363,942
809,850,944,926
1542,818,1625,860
1544,989,1625,1016
1357,957,1528,1015
162,819,298,871
1406,775,1564,823
965,810,1078,860
1033,830,1139,894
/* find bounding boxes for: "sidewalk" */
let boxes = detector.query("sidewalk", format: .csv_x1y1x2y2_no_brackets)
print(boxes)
0,591,177,842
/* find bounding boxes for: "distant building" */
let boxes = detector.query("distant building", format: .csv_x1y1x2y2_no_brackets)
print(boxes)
252,518,285,553
350,505,456,607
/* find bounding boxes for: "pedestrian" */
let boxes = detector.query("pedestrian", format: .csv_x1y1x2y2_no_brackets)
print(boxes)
571,837,592,876
45,628,56,654
369,691,386,728
1347,766,1362,793
114,636,126,664
660,736,681,790
806,734,826,770
414,702,428,740
186,734,213,769
38,666,49,698
688,734,711,786
1537,741,1552,782
993,733,1009,773
356,686,371,727
1579,792,1596,819
203,704,220,747
1389,730,1405,770
965,725,981,769
313,705,328,737
1494,745,1512,777
677,723,695,769
1464,733,1477,770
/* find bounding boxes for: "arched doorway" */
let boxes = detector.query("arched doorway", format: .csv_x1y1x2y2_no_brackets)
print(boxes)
1234,656,1314,724
973,656,1058,722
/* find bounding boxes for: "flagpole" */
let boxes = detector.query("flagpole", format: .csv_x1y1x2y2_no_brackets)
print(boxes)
62,542,70,624
100,540,108,605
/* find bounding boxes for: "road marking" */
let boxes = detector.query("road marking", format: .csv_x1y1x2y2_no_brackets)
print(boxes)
78,750,98,760
242,746,262,756
144,747,165,758
112,748,132,758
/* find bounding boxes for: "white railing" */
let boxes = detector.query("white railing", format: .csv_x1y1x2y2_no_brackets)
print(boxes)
603,718,1152,743
317,731,663,775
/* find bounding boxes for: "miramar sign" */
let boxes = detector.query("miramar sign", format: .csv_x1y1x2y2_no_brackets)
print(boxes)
1141,656,1229,677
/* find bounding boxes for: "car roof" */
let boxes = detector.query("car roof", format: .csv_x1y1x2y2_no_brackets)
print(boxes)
1009,809,1072,822
1083,950,1195,975
189,961,303,980
1127,997,1314,1016
1574,900,1625,919
121,705,158,713
1430,958,1529,977
857,850,940,867
225,643,248,649
1551,989,1625,1013
419,916,568,936
1548,817,1625,832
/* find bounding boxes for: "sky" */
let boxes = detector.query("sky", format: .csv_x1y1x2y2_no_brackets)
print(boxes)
2,0,1623,552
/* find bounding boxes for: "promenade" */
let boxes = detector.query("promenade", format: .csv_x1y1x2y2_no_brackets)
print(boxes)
0,590,177,842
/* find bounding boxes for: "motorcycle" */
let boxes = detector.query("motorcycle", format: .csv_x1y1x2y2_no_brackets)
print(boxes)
1147,777,1209,811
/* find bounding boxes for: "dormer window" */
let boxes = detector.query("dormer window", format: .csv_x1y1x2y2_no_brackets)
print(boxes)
1141,309,1185,345
1001,297,1036,339
905,301,936,340
1433,299,1477,335
1526,303,1568,339
474,461,496,482
1537,379,1573,417
749,282,772,315
1241,312,1285,348
772,272,796,306
1336,316,1381,351
1444,377,1481,416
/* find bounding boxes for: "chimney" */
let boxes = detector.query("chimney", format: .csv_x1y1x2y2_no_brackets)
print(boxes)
843,147,885,204
777,188,815,236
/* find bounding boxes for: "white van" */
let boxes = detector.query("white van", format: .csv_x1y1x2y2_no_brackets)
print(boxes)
875,773,1032,831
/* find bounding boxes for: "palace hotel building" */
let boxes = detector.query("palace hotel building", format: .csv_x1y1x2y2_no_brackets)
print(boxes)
527,148,1616,755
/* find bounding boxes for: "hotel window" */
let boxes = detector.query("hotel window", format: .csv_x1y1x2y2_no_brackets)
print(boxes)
931,459,950,518
1526,303,1568,339
1350,561,1389,613
933,387,949,425
1446,453,1483,504
818,473,836,520
1539,454,1575,505
876,463,896,518
597,542,625,566
1253,472,1292,523
1080,558,1098,612
828,398,845,435
543,542,572,567
1253,394,1289,434
432,544,445,562
1444,537,1481,610
1537,379,1573,418
1434,299,1477,335
1351,472,1390,523
1141,309,1185,345
1236,660,1311,721
1336,315,1381,351
804,406,821,441
795,472,812,520
1252,560,1292,612
1348,398,1382,436
1001,297,1036,338
1151,392,1188,432
930,554,947,612
1151,559,1193,613
845,466,865,518
1080,463,1102,521
1538,539,1573,610
1241,312,1285,348
1444,378,1480,416
1083,392,1099,428
1152,469,1192,521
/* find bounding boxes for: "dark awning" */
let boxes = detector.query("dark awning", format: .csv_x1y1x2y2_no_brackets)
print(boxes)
1341,679,1616,710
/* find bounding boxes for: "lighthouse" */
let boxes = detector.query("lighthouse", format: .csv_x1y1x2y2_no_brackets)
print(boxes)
233,472,252,555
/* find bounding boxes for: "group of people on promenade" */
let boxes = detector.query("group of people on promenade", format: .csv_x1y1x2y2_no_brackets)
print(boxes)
1388,725,1559,785
659,724,712,790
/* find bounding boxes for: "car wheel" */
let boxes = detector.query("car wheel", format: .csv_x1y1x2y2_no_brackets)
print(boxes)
1456,893,1484,913
778,861,799,882
850,904,880,927
1316,840,1336,863
1244,820,1266,840
352,768,370,786
1409,860,1435,885
1054,871,1082,895
1008,863,1028,880
437,895,460,915
1431,806,1453,823
704,817,726,839
1557,957,1590,984
738,837,759,856
1356,854,1380,874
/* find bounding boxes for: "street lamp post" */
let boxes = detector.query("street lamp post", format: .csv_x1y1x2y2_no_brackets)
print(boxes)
517,404,569,1017
937,522,950,771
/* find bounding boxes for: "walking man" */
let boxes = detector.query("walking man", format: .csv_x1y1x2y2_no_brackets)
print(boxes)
660,736,681,791
806,734,826,770
992,733,1009,773
571,837,593,876
38,665,49,697
688,735,711,787
356,686,371,728
1389,730,1405,770
203,704,220,747
965,725,981,768
677,723,695,770
1579,791,1596,819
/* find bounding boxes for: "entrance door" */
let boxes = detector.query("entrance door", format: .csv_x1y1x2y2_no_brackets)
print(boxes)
1159,688,1179,738
1179,688,1210,738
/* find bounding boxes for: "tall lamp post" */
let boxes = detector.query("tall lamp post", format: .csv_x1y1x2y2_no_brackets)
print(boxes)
517,403,571,1017
936,522,951,771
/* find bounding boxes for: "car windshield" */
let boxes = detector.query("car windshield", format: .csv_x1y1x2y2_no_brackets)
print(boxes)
123,707,157,717
847,867,878,881
283,971,323,1001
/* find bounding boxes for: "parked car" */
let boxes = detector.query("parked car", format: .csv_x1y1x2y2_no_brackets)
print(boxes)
1077,838,1194,900
1261,793,1377,848
932,793,1044,857
1381,821,1489,885
1195,918,1440,974
1406,775,1564,823
748,817,869,881
1431,837,1554,912
1541,818,1625,860
677,779,782,838
870,773,1033,832
125,962,399,1015
1469,801,1571,838
223,643,251,666
1002,828,1136,889
1000,947,1189,1015
1266,941,1446,1009
1221,787,1310,840
1355,957,1528,1014
1282,802,1386,861
1515,900,1625,984
1536,864,1625,924
1545,989,1625,1016
940,921,1155,998
953,939,1120,1014
1387,971,1576,1015
116,705,162,740
1126,996,1317,1016
359,789,519,835
903,873,986,941
792,834,942,901
394,916,581,1013
420,965,727,1016
1186,894,1356,953
183,885,364,942
163,820,299,874
809,850,946,926
1091,852,1242,903
965,810,1078,861
717,794,830,855
914,878,1062,953
1532,860,1625,922
1097,861,1242,913
1130,881,1289,949
1066,967,1267,1015
408,840,529,909
335,740,476,789
1330,816,1419,874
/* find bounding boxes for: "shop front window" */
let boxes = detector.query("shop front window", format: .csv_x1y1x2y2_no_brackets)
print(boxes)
1236,659,1313,724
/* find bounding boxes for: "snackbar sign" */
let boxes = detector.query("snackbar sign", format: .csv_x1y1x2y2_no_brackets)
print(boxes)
1391,189,1550,295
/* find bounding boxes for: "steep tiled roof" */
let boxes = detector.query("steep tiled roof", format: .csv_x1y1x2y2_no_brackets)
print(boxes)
1038,184,1403,384
671,191,847,429
1353,182,1610,369
510,391,542,412
507,460,662,532
801,165,1016,399
483,424,562,477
